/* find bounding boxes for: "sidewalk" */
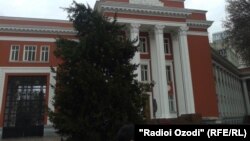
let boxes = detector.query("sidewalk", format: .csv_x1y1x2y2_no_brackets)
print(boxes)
0,137,60,141
0,127,61,141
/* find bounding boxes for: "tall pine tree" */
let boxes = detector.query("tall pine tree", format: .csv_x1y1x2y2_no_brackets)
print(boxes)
225,0,250,64
49,2,146,141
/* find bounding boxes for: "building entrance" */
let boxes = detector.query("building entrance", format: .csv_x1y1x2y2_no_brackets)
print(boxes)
2,76,46,138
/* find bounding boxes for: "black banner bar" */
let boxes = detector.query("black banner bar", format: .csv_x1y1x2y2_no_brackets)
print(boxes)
135,124,250,141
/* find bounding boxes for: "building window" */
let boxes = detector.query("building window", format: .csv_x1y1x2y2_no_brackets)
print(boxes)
40,46,49,62
166,66,171,83
139,37,148,53
24,46,36,61
141,64,148,82
164,38,171,54
166,64,176,113
10,45,20,61
169,95,176,113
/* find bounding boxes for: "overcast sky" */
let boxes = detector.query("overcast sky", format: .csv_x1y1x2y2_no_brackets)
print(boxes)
0,0,227,38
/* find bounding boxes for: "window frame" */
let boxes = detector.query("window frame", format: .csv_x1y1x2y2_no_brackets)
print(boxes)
9,45,20,62
168,95,176,113
164,38,171,55
40,46,50,62
139,36,148,53
165,61,177,113
166,65,172,84
141,64,149,82
140,60,150,82
23,45,37,62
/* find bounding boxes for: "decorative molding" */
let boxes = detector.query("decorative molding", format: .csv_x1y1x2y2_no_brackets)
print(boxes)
0,16,70,23
179,26,189,36
98,2,192,18
0,36,79,42
154,25,165,34
187,31,208,36
130,23,141,28
0,24,76,35
116,18,186,27
187,20,213,29
0,36,56,42
180,26,189,31
129,0,164,7
130,23,141,34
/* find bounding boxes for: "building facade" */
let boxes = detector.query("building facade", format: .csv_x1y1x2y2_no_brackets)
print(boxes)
0,17,76,138
212,49,250,123
211,31,250,123
0,0,249,138
211,31,240,67
96,0,218,120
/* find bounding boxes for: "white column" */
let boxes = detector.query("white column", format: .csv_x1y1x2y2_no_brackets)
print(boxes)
47,69,56,125
215,66,222,117
178,26,195,114
172,33,187,116
243,80,250,115
150,25,170,118
130,23,141,81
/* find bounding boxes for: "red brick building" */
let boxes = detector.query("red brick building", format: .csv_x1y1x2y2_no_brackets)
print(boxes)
0,0,249,138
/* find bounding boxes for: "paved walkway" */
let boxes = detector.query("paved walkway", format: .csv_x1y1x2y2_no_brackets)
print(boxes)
0,127,62,141
0,137,60,141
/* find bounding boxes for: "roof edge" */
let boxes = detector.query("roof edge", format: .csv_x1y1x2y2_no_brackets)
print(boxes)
0,16,71,23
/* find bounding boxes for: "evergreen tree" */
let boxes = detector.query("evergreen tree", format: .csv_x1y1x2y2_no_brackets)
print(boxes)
49,2,147,141
225,0,250,63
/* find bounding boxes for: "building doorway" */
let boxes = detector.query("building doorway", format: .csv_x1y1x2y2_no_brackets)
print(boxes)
2,76,47,138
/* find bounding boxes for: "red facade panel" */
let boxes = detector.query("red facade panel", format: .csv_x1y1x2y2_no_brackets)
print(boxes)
0,18,72,28
0,32,76,39
189,13,207,20
187,35,219,117
0,41,59,67
160,0,184,8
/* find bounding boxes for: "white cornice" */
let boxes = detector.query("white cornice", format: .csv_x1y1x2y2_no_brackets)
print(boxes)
187,9,207,14
115,17,186,27
0,36,79,42
0,24,76,35
129,0,164,7
0,16,70,23
212,48,240,75
187,31,208,36
187,20,213,29
98,2,192,18
170,0,185,1
0,36,56,42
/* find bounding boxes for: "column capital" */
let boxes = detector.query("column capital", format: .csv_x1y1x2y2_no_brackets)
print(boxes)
179,26,189,36
154,25,165,34
130,23,141,33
